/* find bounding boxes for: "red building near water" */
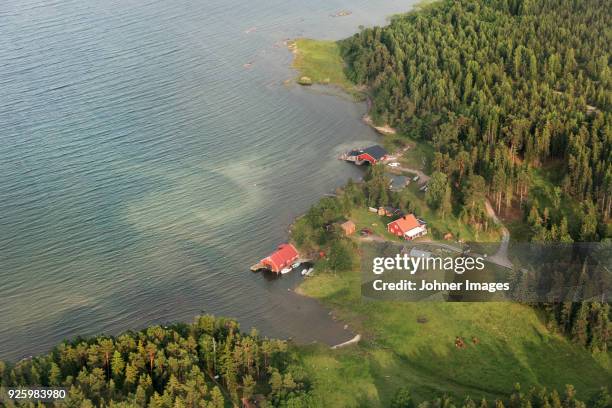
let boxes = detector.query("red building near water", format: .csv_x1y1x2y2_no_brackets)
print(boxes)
261,243,299,273
347,145,388,165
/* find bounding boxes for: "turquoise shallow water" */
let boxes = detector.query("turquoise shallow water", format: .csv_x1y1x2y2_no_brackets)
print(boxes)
0,0,418,360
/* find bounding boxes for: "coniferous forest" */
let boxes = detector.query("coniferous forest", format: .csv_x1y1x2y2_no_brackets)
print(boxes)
0,316,312,407
339,0,611,352
341,0,611,238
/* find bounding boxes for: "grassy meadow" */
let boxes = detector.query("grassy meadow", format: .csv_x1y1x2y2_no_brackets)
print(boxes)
289,38,363,98
293,267,611,406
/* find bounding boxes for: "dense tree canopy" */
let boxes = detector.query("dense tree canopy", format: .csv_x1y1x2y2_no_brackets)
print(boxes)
0,316,312,407
341,0,611,231
339,0,611,355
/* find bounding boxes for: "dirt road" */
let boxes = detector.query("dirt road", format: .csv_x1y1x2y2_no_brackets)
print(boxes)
485,200,512,268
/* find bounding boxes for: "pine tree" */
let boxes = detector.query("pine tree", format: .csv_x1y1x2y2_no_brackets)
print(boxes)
570,303,589,347
49,362,62,386
208,387,225,408
242,374,256,400
111,351,125,380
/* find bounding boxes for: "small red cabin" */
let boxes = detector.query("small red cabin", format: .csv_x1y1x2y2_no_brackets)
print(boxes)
261,244,299,273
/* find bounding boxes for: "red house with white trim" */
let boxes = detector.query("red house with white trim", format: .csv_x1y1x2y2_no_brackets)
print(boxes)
261,244,299,273
387,214,427,240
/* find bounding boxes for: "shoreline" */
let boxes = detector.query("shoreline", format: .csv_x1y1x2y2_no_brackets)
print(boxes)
283,31,510,345
5,0,609,404
363,96,397,135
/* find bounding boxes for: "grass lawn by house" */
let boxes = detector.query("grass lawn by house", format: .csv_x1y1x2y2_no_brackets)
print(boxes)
348,182,502,244
349,208,401,241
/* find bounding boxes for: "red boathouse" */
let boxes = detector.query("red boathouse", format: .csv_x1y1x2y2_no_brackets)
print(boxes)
346,145,388,165
261,244,299,273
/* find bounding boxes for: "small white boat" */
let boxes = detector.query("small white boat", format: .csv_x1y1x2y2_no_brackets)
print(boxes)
281,267,292,275
303,267,314,276
291,261,300,269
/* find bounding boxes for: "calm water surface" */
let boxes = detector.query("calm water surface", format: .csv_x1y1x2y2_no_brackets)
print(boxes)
0,0,418,360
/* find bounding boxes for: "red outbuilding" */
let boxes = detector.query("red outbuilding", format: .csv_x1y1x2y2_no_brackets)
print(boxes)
261,243,299,273
387,214,427,240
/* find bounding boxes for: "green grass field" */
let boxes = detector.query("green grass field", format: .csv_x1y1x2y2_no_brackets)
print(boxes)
290,38,362,98
349,208,401,241
294,268,611,406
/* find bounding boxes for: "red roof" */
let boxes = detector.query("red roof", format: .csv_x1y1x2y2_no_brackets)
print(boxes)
388,214,420,234
262,244,299,272
357,153,379,164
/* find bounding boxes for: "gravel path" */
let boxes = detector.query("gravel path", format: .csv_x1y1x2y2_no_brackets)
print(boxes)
485,200,512,268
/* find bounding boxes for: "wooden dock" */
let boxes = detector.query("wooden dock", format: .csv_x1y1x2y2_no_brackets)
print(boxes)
338,152,358,162
250,262,266,272
250,257,312,273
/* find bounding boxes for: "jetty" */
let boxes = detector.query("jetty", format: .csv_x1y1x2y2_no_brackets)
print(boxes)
250,262,266,272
